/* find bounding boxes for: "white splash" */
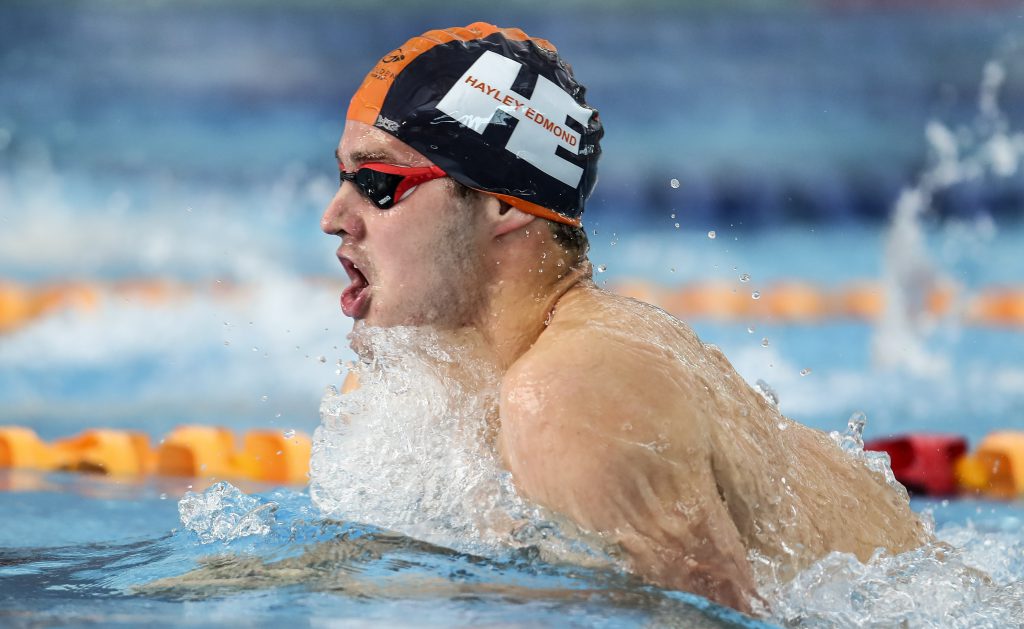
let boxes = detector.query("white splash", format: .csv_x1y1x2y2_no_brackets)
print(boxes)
873,57,1021,377
178,481,278,544
309,325,609,563
767,530,1024,627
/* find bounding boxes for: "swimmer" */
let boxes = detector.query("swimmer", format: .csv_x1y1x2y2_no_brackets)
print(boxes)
320,22,927,614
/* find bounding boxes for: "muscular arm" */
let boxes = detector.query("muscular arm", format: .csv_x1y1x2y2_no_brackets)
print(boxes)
498,336,758,613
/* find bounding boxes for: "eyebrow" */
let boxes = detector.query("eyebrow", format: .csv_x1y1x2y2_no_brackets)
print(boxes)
335,148,400,167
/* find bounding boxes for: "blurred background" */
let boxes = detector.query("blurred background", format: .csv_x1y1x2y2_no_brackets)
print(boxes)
2,0,1023,444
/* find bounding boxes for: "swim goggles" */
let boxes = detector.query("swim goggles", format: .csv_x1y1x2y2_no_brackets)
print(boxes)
338,162,448,209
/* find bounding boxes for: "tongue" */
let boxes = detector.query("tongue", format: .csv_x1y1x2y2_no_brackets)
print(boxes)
341,269,370,319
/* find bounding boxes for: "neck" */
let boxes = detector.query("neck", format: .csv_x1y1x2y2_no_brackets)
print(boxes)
476,242,592,370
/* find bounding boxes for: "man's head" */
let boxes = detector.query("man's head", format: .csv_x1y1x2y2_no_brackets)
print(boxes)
322,22,600,328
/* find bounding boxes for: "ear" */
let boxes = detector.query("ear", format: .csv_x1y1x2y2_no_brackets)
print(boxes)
482,196,536,238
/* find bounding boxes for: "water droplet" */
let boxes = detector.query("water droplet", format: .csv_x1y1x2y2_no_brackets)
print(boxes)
275,450,283,456
747,326,756,334
707,230,716,239
260,395,268,402
761,337,770,347
223,340,230,346
751,291,761,300
674,222,680,229
275,413,282,418
800,368,812,376
777,422,789,431
739,273,750,283
597,264,607,273
670,178,680,189
318,355,327,363
252,346,258,352
159,493,168,500
670,212,676,219
670,267,676,273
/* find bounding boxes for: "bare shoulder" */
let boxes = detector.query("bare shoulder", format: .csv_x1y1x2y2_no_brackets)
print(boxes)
497,288,757,610
501,287,704,450
497,285,711,515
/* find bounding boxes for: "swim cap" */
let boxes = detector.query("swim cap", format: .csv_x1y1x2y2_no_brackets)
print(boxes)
347,22,602,227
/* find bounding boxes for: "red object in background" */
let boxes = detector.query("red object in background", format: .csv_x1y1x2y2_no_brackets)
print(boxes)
864,434,968,496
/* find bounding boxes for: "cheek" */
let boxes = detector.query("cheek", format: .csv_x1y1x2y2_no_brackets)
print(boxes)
368,220,434,281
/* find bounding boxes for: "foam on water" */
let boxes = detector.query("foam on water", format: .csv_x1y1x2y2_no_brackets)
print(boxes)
179,482,278,544
309,325,612,566
765,526,1024,627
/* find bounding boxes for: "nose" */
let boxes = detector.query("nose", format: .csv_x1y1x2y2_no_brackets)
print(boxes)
321,181,366,240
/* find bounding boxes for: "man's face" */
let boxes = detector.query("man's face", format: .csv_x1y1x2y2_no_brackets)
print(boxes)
322,121,490,330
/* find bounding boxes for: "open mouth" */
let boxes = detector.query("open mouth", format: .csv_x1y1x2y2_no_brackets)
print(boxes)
339,255,371,319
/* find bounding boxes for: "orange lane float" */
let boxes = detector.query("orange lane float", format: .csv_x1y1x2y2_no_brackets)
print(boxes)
0,426,55,469
52,429,154,475
0,282,35,334
5,279,1024,333
5,424,1024,499
0,425,311,485
968,289,1024,327
757,281,829,323
834,281,885,321
157,425,238,478
955,431,1024,499
660,281,751,320
233,430,313,484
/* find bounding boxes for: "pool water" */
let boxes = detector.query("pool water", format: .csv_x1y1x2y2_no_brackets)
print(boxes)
0,472,765,628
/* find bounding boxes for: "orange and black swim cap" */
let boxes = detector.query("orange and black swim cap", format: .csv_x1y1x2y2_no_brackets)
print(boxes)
347,22,602,227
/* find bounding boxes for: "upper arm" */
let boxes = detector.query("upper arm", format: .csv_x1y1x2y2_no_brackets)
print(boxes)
498,335,758,612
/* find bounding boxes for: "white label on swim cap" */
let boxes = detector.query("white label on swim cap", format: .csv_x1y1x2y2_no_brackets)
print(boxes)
436,50,593,188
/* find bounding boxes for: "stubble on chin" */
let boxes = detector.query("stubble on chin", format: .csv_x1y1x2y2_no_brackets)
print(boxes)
345,203,489,359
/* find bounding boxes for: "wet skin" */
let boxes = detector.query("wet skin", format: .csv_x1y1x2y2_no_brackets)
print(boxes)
323,122,928,615
499,283,928,613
